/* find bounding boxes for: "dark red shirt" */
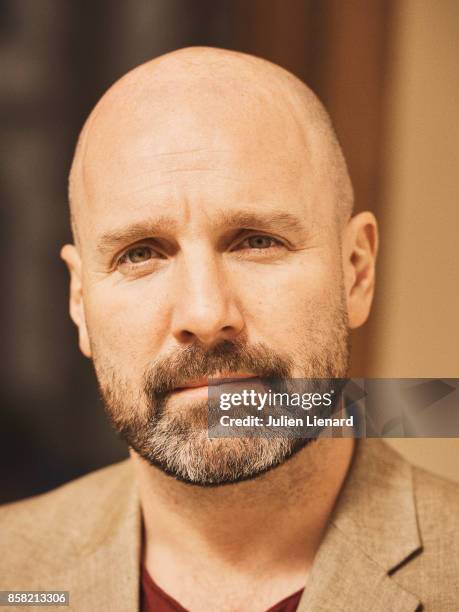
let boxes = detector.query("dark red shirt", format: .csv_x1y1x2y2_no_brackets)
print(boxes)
141,565,303,612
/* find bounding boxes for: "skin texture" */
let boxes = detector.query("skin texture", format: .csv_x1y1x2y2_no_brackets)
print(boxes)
61,47,378,610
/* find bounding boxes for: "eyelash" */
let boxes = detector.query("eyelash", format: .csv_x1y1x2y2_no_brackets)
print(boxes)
117,245,163,265
233,235,284,251
116,234,285,270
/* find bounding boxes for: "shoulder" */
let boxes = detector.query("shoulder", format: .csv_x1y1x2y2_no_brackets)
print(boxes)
393,456,459,610
0,460,134,585
0,459,133,525
374,440,459,539
344,441,459,609
412,463,459,537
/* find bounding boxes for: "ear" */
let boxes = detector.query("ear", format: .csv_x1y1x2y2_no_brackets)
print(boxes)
341,212,379,329
60,244,92,358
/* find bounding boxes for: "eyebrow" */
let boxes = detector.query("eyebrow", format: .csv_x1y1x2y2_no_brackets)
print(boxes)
95,210,307,256
217,211,306,235
96,217,178,256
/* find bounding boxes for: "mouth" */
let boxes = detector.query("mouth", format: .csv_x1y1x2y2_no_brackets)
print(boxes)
172,373,259,394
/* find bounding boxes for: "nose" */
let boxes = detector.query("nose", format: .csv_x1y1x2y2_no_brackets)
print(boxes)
171,249,245,346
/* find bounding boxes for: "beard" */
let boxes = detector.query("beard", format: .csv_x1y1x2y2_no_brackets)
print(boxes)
92,297,350,487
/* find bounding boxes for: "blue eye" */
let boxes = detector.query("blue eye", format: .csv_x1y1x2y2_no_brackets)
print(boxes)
242,235,279,249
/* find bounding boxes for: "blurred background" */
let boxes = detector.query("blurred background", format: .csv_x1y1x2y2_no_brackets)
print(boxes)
1,0,458,503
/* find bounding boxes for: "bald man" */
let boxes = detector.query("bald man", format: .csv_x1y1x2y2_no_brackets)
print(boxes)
1,48,458,612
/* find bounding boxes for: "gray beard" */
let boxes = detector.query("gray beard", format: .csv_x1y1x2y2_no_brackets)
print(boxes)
95,309,349,486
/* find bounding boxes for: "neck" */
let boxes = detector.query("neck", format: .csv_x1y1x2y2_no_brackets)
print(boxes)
132,438,354,588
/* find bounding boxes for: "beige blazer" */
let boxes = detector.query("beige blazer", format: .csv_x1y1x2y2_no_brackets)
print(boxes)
1,440,458,611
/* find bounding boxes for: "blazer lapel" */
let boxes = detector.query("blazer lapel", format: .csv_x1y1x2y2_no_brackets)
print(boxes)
296,524,421,612
52,462,142,612
297,440,422,612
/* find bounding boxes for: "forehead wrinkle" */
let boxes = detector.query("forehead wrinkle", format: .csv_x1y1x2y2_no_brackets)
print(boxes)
77,62,312,185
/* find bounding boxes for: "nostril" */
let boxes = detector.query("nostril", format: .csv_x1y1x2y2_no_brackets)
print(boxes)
179,330,195,342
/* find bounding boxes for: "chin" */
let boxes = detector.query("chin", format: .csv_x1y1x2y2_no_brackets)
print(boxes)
133,433,313,487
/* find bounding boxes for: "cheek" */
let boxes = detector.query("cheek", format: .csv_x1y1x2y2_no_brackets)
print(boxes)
234,252,342,348
83,277,171,372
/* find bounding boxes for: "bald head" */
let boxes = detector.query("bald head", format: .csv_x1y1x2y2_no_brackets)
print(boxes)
68,46,352,244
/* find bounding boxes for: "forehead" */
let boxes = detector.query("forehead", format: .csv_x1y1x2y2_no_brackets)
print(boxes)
76,83,324,241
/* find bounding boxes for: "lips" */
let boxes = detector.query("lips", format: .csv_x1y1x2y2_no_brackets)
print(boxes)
173,373,258,392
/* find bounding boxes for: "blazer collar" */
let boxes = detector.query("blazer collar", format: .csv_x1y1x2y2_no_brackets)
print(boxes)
297,439,422,611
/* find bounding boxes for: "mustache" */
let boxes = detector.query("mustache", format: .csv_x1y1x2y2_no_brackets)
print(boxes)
143,340,293,400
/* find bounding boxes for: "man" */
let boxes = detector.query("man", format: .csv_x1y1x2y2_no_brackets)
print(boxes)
1,47,458,611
